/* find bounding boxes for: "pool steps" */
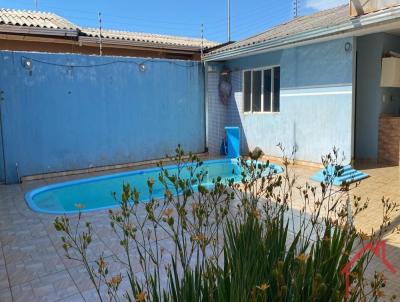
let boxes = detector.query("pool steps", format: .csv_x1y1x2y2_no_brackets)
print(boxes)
311,165,369,186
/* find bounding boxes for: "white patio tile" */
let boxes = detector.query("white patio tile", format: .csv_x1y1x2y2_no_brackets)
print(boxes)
0,162,398,299
11,270,80,302
0,287,12,302
56,293,85,302
0,265,9,290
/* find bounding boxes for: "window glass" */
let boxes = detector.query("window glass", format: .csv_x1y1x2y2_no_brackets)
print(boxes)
273,67,280,112
252,70,262,112
243,71,251,112
263,69,272,112
243,67,280,114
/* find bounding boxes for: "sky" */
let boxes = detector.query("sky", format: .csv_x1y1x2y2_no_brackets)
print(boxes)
0,0,348,42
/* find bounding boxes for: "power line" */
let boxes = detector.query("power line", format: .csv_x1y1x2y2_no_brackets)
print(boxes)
59,14,200,31
87,4,291,41
202,3,292,27
13,0,292,29
205,5,292,36
8,0,205,27
4,0,302,43
47,5,203,26
222,8,293,40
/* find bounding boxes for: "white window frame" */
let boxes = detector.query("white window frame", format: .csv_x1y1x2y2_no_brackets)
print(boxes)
242,65,280,114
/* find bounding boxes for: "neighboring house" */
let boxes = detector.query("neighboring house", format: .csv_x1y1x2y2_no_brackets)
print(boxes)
204,3,400,166
0,9,217,184
0,9,217,60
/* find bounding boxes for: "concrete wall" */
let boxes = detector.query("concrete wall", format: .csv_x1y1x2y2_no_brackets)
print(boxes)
0,51,205,183
207,38,354,163
0,118,4,183
355,33,400,160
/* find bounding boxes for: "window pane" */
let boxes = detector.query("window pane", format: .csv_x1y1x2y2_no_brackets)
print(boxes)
273,67,280,112
252,70,262,112
263,69,272,112
243,71,251,112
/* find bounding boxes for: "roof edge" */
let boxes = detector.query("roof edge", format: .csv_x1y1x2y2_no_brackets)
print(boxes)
78,36,205,53
81,27,211,43
0,8,220,51
0,24,219,53
0,24,79,37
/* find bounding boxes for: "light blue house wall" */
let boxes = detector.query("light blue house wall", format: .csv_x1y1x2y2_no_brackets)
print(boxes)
0,51,205,183
355,33,400,160
207,38,354,163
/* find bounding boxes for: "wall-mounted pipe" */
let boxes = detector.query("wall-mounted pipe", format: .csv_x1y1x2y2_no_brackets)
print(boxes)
15,162,21,184
0,90,5,183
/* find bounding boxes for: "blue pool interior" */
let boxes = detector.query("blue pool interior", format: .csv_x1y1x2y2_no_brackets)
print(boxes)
26,159,283,214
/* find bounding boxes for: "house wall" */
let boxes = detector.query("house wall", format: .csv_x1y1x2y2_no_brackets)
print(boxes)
207,38,354,163
355,33,400,160
0,51,205,184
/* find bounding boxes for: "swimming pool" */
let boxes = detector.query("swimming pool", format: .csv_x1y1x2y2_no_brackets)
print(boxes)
25,158,283,214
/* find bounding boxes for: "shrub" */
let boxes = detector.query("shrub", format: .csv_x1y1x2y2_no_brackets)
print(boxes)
54,145,397,301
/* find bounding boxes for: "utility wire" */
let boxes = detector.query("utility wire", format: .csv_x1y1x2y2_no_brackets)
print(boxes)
10,0,294,29
64,11,290,42
5,0,306,43
20,56,198,69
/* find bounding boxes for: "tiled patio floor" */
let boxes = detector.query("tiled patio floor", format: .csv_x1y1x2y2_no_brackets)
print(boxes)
288,162,400,298
0,161,399,301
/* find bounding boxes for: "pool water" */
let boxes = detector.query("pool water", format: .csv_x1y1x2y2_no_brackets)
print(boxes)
25,159,283,214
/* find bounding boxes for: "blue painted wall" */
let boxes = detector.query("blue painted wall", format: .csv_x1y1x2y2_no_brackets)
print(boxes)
227,38,353,88
355,33,400,160
0,113,4,183
208,38,354,163
0,51,205,183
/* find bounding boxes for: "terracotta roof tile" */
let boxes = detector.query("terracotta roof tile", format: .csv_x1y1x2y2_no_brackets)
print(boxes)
0,8,219,49
81,28,218,49
0,8,77,29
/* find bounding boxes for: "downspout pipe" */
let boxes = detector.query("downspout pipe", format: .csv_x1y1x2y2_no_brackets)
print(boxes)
204,61,209,152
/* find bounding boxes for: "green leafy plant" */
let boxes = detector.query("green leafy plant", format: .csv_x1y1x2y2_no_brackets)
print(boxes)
54,145,398,301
